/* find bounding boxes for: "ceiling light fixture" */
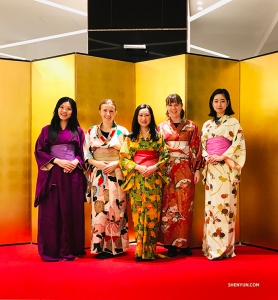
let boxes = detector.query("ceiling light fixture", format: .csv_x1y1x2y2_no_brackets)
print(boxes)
197,1,203,5
0,29,87,49
190,0,232,21
123,44,147,50
0,52,27,60
190,44,230,58
34,0,87,16
198,7,203,11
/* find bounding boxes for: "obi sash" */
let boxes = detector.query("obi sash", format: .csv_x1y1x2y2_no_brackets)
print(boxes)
93,147,119,161
133,150,159,166
167,141,189,158
207,137,231,155
50,144,75,160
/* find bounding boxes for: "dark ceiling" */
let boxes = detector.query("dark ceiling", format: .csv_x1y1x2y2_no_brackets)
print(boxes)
88,0,187,62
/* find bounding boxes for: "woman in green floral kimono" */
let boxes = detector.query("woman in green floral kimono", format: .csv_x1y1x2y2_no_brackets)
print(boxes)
119,104,169,261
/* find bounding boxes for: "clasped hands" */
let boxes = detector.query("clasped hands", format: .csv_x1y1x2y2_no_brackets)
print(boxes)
54,158,79,173
206,154,226,165
135,164,158,178
93,160,118,175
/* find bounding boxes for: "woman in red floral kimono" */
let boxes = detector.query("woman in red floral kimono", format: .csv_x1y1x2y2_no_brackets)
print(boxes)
158,94,202,257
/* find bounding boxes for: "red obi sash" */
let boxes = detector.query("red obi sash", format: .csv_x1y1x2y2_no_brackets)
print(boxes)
133,150,159,166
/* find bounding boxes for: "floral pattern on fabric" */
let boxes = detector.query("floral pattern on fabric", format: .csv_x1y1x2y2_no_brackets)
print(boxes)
84,122,129,255
119,133,169,259
201,115,246,260
157,119,202,248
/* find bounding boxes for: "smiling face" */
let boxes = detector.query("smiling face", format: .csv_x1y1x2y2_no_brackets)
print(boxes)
166,102,183,121
138,107,151,129
58,101,72,121
99,103,117,124
212,93,229,117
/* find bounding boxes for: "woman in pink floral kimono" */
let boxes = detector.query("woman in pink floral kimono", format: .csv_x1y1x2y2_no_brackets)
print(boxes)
84,99,129,259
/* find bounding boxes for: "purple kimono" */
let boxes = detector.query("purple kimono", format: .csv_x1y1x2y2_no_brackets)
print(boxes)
34,125,86,261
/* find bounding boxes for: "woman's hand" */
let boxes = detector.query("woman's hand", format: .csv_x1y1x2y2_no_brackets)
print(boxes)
53,158,78,173
207,155,226,165
142,165,158,178
102,161,118,175
88,159,107,171
135,164,147,175
194,170,200,184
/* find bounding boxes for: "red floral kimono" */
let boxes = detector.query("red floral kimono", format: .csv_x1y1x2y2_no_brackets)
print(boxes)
157,118,202,249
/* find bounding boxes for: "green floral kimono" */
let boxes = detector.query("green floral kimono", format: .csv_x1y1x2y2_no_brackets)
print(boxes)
119,133,169,259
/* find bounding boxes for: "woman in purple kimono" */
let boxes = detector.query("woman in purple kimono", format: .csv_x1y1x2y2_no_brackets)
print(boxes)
34,97,86,262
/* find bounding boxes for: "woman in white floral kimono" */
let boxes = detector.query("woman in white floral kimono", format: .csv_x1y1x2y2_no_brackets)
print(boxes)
201,89,246,260
84,99,129,259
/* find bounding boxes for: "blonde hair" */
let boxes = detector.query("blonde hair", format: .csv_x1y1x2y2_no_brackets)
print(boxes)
98,99,117,110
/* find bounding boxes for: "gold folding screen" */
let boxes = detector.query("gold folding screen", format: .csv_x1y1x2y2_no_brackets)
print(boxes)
0,59,31,244
75,54,135,245
187,54,240,246
240,54,278,249
1,51,278,250
135,55,186,125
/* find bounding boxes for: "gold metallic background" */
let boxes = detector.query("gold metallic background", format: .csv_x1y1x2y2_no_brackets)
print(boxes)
0,52,277,250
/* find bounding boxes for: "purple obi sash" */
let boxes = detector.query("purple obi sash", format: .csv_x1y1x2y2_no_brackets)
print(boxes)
133,150,159,166
50,144,76,160
207,137,231,155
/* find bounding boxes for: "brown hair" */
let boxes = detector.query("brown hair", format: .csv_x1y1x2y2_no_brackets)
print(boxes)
165,94,185,119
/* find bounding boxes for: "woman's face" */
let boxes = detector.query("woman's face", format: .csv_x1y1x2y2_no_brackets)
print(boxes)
138,108,151,128
58,101,72,121
166,102,182,120
212,94,229,117
99,103,117,124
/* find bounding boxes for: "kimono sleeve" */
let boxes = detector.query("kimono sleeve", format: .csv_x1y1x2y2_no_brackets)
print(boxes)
119,137,137,179
75,127,85,165
34,126,55,171
222,120,246,169
83,127,94,161
155,135,169,170
189,123,202,171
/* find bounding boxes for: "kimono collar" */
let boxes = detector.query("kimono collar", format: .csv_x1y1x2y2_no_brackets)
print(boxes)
214,114,229,125
96,121,117,143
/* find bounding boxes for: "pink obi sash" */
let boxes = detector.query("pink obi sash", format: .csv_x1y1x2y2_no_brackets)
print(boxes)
133,150,159,166
207,137,231,155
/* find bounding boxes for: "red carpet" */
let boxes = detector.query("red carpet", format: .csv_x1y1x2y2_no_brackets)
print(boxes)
0,243,277,300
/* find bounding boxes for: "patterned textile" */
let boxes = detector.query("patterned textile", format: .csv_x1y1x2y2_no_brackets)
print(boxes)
119,133,169,259
84,122,129,255
201,115,246,259
157,118,202,248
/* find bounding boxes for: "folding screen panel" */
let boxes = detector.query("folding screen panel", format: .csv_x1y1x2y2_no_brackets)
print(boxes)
187,54,240,246
75,54,135,243
0,59,31,244
31,55,76,242
240,53,278,249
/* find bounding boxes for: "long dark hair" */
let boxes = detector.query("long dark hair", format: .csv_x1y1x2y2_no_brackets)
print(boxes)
128,104,159,142
208,88,235,117
48,97,80,140
165,93,185,119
